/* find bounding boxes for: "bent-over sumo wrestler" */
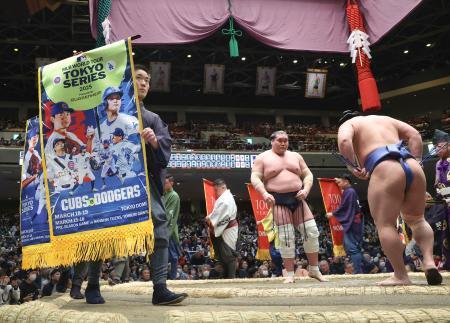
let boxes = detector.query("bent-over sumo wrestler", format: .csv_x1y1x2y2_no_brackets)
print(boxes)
251,131,327,283
337,110,442,286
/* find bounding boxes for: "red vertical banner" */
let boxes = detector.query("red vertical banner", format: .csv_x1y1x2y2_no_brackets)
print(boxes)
247,184,271,260
202,179,217,259
318,178,346,257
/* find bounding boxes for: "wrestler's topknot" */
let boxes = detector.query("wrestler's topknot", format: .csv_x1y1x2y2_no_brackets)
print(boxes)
338,110,360,126
270,130,288,141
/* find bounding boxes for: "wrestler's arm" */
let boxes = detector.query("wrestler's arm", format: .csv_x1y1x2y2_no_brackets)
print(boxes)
298,154,313,197
251,155,275,205
251,156,266,195
337,122,357,167
394,119,423,160
338,122,367,179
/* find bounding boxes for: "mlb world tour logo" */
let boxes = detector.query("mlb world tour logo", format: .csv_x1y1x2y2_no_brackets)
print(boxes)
61,57,106,89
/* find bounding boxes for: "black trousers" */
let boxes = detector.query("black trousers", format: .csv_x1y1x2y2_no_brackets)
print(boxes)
212,236,237,279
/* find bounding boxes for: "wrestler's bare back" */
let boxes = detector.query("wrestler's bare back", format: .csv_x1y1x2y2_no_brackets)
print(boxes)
341,115,418,166
253,150,304,193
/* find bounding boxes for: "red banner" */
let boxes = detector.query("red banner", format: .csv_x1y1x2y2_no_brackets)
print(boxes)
202,179,217,259
318,178,346,257
247,184,271,260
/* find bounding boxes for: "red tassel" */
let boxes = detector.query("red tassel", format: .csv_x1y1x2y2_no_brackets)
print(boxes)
346,0,381,112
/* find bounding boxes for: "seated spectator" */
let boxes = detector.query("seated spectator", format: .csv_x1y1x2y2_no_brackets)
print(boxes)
258,265,270,278
247,267,259,278
237,260,249,278
176,265,188,280
330,257,345,275
362,252,379,274
19,270,40,302
188,267,199,280
139,267,151,282
344,262,354,275
190,250,206,266
201,264,212,279
0,275,19,305
319,260,331,275
377,259,387,273
209,262,225,279
42,268,61,297
129,264,139,281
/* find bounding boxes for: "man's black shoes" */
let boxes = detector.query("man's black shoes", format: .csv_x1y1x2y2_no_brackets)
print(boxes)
152,283,188,305
70,285,84,299
85,283,105,304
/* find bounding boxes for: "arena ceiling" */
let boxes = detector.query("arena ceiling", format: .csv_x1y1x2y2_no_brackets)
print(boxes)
0,0,449,110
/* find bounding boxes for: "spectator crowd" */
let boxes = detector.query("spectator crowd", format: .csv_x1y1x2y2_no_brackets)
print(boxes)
0,201,438,306
1,112,448,150
170,121,338,151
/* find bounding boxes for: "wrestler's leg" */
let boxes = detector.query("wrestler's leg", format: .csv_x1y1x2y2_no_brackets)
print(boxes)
293,202,328,282
401,160,441,285
273,205,295,283
368,161,411,285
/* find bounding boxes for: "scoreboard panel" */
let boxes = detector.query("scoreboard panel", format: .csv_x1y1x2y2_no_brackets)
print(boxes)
168,152,258,169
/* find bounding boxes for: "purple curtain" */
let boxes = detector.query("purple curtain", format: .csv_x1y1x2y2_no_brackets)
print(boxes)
90,0,422,53
93,0,229,45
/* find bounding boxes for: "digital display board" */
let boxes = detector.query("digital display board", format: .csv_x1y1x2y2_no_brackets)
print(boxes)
168,152,258,169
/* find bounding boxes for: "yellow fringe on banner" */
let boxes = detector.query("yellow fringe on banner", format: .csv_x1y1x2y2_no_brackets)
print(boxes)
333,244,346,257
22,244,57,269
255,248,271,261
49,221,153,267
23,222,153,268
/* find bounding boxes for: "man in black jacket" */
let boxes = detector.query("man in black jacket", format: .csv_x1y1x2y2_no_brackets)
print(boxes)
135,64,187,305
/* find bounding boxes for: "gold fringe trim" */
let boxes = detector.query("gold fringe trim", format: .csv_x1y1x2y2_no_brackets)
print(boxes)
22,243,57,269
255,248,271,261
333,244,346,257
48,221,153,267
166,308,450,323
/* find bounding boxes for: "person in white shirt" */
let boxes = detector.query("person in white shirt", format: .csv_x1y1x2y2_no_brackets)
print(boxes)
205,179,238,278
0,276,20,306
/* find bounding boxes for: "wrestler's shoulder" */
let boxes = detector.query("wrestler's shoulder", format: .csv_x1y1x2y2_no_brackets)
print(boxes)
255,150,272,158
286,150,302,158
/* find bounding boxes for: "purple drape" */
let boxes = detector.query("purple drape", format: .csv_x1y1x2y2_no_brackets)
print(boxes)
90,0,422,53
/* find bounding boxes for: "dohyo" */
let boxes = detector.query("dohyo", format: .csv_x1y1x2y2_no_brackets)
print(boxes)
60,185,141,211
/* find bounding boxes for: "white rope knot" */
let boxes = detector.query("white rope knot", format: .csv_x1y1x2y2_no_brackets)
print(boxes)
347,29,372,65
102,17,111,45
